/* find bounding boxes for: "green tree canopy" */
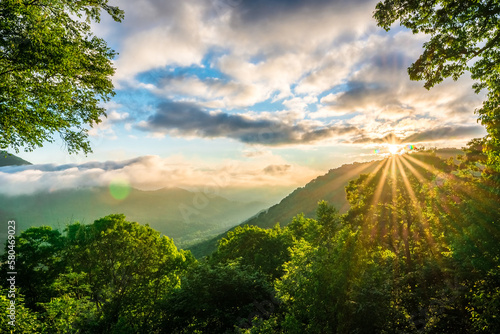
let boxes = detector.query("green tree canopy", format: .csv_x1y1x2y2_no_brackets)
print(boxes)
65,214,194,333
210,224,293,280
0,0,124,154
160,262,275,334
0,226,66,310
374,0,500,171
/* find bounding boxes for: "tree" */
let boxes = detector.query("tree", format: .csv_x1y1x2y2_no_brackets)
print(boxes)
160,262,275,334
273,225,367,334
39,272,99,334
374,1,500,171
210,224,293,280
65,214,194,333
0,226,67,310
0,0,124,154
0,288,42,333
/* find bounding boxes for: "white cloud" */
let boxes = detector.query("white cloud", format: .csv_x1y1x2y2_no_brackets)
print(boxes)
112,0,210,85
92,0,485,147
0,155,321,196
88,103,130,139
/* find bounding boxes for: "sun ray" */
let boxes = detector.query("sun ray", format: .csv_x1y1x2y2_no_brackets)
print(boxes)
352,157,389,196
404,153,443,178
333,160,384,212
406,153,498,217
362,158,391,242
370,158,392,209
403,152,500,261
390,156,399,255
395,156,438,258
399,155,428,184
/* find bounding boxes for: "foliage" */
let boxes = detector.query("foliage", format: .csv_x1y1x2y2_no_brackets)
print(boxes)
0,226,66,310
0,214,194,334
0,0,123,154
0,289,42,333
64,214,195,333
254,151,500,333
274,227,362,333
374,0,500,172
0,152,499,333
160,262,275,334
210,224,293,280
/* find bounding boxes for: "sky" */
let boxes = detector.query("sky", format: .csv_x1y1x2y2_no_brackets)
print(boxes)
4,0,487,202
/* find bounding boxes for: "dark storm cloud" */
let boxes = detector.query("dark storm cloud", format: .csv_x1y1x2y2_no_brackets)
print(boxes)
137,101,360,145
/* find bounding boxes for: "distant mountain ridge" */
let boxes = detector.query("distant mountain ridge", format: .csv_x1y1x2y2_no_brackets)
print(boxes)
187,160,381,257
233,148,463,230
0,151,31,166
0,186,266,248
188,148,463,257
1,148,464,257
242,160,381,228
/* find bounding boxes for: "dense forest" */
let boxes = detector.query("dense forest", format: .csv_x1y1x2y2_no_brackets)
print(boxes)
1,143,499,333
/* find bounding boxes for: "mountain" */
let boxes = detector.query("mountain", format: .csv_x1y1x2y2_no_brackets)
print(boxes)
188,148,463,257
0,151,31,166
187,160,381,257
240,149,462,230
0,187,266,248
243,160,382,228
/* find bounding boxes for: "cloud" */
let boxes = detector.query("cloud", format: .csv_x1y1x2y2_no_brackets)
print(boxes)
111,0,209,85
351,125,486,145
263,164,291,174
93,0,486,151
352,133,403,145
88,110,132,139
136,101,360,145
324,35,484,121
242,149,270,158
139,74,272,109
109,0,378,90
0,155,321,197
402,126,486,143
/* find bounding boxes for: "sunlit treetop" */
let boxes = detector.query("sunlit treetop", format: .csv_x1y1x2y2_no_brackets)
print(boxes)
0,0,124,154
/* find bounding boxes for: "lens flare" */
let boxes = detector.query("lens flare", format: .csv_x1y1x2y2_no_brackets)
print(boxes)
109,179,131,200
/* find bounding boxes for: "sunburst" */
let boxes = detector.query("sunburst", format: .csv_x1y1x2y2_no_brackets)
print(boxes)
353,151,458,268
388,144,401,155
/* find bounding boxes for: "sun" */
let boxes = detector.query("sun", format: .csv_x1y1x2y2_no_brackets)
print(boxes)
388,144,400,155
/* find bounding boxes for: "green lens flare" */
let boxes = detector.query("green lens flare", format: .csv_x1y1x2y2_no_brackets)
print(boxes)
109,179,131,200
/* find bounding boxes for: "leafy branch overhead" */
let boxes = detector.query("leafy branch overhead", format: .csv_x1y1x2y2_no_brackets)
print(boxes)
0,0,124,154
374,0,500,171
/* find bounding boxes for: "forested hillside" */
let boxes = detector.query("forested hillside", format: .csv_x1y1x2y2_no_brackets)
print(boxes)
188,148,462,257
245,148,462,229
